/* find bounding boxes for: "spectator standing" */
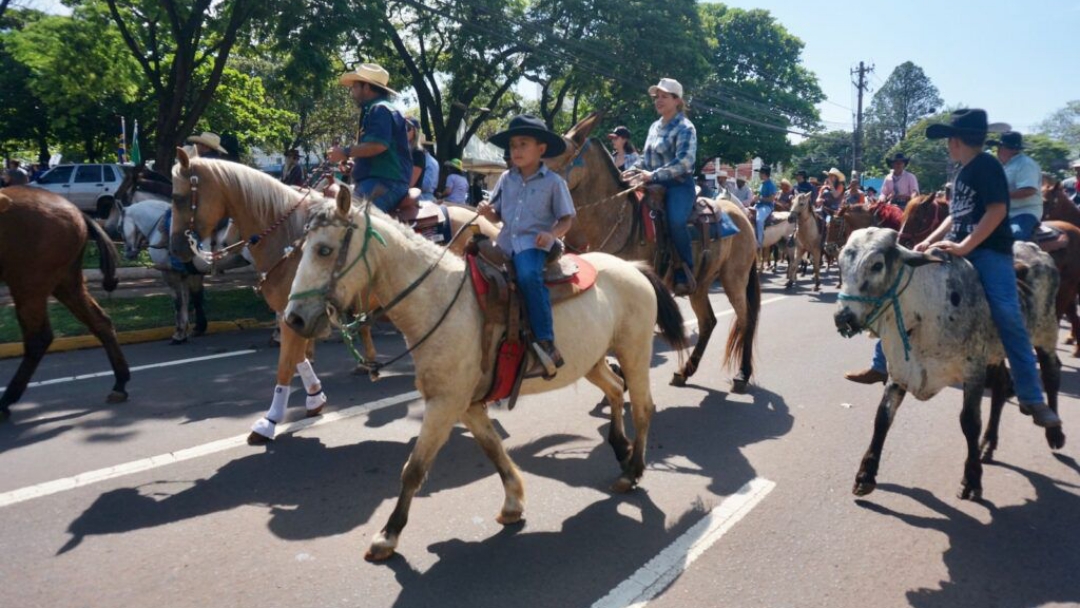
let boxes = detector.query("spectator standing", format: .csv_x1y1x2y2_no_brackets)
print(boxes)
440,158,469,203
281,149,306,186
987,131,1041,242
470,174,487,204
606,125,640,171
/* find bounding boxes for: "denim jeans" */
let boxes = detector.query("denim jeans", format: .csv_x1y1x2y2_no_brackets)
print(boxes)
871,340,887,373
356,178,410,214
658,178,695,284
513,248,554,343
754,202,774,247
967,247,1045,405
1009,213,1039,242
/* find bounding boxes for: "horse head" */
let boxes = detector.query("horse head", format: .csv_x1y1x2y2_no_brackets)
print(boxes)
545,111,607,191
897,194,944,248
788,192,813,223
169,147,228,262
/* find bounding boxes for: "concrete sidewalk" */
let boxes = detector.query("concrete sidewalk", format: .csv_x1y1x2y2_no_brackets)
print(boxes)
0,267,260,306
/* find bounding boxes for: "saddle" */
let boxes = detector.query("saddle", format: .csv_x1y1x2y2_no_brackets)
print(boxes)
746,207,785,228
640,184,740,291
465,235,597,406
1035,223,1068,253
390,189,452,245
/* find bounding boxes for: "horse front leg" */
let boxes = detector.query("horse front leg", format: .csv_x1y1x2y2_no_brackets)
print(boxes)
981,363,1009,463
164,272,188,344
853,382,906,496
785,243,802,289
247,322,322,444
812,247,823,292
1036,348,1066,450
189,275,208,336
671,287,716,387
0,294,53,422
959,375,985,500
460,403,525,524
369,398,464,561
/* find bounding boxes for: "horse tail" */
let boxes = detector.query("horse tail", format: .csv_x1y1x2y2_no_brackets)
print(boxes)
639,266,689,351
85,213,120,292
724,263,761,373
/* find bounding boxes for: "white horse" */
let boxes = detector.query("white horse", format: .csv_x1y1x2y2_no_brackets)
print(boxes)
756,211,795,272
117,199,248,343
283,189,690,561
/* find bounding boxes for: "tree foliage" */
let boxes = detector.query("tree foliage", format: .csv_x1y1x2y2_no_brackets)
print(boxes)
1036,100,1080,156
790,131,853,179
885,112,953,192
865,62,942,169
1020,133,1072,178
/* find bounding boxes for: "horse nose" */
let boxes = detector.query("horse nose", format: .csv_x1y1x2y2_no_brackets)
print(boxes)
286,312,307,334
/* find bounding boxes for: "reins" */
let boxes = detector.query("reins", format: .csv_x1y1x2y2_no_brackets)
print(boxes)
837,263,918,361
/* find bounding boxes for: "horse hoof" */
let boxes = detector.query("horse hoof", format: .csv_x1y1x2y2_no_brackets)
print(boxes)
611,476,636,493
958,485,981,501
247,431,273,446
852,481,876,496
1047,428,1066,451
305,405,324,418
496,510,523,525
670,373,687,387
731,378,749,394
106,391,128,404
365,537,397,562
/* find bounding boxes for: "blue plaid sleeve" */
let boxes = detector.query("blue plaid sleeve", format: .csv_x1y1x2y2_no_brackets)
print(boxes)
653,120,696,183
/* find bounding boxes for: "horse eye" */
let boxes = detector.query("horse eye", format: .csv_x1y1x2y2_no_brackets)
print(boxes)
871,261,884,272
318,245,333,257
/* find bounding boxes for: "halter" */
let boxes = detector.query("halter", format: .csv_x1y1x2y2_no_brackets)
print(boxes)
837,262,917,361
289,202,480,380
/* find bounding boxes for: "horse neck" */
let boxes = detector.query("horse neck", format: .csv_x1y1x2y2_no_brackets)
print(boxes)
1049,195,1080,226
363,215,472,340
565,143,639,255
796,206,819,242
216,175,307,272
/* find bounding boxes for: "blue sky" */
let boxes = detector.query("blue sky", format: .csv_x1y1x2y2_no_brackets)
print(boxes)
710,0,1079,134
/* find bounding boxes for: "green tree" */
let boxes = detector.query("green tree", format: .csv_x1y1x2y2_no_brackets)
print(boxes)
865,62,943,170
790,131,853,179
1020,133,1071,178
0,9,51,163
196,66,297,157
1036,100,1080,156
694,5,823,169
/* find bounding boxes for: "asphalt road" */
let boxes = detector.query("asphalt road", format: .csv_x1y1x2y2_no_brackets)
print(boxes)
2,269,1078,608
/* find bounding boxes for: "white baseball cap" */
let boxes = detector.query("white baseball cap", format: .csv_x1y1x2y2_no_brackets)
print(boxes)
649,77,684,98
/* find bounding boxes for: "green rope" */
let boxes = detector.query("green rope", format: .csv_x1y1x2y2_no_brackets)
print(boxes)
838,264,916,361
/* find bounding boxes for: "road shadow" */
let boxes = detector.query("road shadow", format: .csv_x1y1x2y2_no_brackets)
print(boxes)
383,491,701,608
59,430,488,555
854,458,1080,608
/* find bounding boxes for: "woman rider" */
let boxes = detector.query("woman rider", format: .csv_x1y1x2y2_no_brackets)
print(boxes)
622,77,697,296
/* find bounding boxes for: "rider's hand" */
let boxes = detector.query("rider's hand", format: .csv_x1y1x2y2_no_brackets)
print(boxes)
913,241,930,253
928,240,969,257
535,231,555,249
477,201,496,221
328,146,347,163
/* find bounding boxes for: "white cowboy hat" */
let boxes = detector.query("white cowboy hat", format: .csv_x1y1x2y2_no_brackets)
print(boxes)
339,63,398,96
828,167,846,182
1071,159,1080,169
186,132,227,154
648,77,684,98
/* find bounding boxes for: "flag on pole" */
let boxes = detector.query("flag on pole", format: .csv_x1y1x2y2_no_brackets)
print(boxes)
130,120,142,165
118,117,127,164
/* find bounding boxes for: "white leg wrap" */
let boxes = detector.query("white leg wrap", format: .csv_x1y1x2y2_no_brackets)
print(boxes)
306,391,328,412
266,384,290,423
296,359,320,393
250,416,276,440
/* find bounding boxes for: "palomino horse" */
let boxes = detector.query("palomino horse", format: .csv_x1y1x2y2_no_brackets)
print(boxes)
757,211,794,273
786,193,825,291
544,112,761,392
168,150,499,442
0,187,130,422
284,189,689,561
117,199,249,344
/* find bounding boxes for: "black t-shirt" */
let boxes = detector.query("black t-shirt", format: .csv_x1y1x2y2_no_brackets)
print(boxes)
948,152,1013,254
410,149,426,188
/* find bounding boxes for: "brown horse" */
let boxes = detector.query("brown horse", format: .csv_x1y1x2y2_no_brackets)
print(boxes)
1042,182,1080,353
0,187,130,422
545,112,761,392
823,202,902,287
896,194,948,248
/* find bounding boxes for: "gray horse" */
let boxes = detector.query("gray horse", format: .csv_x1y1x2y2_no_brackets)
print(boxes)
834,227,1065,501
116,199,248,344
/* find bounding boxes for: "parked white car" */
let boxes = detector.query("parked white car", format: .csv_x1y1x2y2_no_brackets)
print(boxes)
32,163,126,217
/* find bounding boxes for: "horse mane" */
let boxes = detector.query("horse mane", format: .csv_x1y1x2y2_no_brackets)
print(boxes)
178,158,311,227
900,194,934,225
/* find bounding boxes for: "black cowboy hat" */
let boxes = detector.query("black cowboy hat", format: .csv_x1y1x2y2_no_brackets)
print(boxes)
926,109,988,140
795,170,808,178
759,165,772,175
885,152,911,165
607,125,632,139
488,114,567,158
986,131,1024,150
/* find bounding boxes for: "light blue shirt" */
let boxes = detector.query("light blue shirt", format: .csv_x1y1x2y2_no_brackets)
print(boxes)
444,173,469,203
1002,153,1042,218
422,152,439,195
492,164,576,254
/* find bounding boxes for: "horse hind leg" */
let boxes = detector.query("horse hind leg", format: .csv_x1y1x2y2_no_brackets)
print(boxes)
0,293,54,421
460,404,525,525
1036,348,1066,450
369,399,464,561
163,272,188,344
52,279,130,403
611,344,656,493
585,359,631,470
671,287,716,387
189,275,208,336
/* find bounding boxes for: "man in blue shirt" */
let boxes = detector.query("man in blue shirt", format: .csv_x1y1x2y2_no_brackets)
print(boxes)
754,166,777,247
328,64,412,213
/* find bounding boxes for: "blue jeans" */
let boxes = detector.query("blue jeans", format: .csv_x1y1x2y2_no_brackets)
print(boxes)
513,248,554,343
967,247,1045,405
356,178,410,213
659,178,695,284
754,202,774,247
871,340,887,373
1009,213,1039,242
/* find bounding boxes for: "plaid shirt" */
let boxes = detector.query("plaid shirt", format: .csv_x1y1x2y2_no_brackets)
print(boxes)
633,112,697,183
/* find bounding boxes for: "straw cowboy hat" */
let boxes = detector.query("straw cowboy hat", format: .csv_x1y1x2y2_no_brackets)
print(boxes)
186,132,227,154
828,167,846,182
339,63,398,96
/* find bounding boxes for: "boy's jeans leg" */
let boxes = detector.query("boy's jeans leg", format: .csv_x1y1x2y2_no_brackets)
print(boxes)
754,202,774,247
662,180,695,283
513,248,554,343
871,340,887,373
357,178,409,214
1008,213,1039,243
967,248,1045,404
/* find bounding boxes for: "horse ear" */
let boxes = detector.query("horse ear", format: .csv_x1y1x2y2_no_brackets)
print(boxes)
566,111,603,147
335,185,351,217
176,147,190,171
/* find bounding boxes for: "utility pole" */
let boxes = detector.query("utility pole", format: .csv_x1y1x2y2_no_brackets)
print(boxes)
851,61,874,176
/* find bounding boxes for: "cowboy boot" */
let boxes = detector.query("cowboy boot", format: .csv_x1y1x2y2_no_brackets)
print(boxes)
844,368,888,385
533,340,565,379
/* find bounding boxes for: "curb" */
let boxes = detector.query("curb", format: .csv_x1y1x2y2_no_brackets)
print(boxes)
0,318,275,359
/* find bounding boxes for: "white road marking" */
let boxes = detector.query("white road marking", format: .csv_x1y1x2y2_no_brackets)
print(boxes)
592,477,776,608
683,295,789,329
0,350,259,394
0,390,421,509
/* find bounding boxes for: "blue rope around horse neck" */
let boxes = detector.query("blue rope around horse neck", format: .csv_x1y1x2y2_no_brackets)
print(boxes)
837,264,915,361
